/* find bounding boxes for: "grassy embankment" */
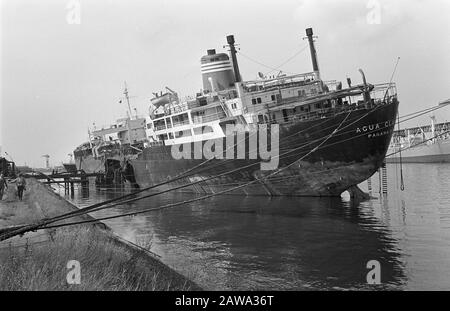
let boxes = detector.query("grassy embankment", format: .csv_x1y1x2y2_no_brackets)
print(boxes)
0,179,200,291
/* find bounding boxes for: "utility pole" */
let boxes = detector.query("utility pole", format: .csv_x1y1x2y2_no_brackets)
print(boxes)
42,154,50,169
123,81,133,120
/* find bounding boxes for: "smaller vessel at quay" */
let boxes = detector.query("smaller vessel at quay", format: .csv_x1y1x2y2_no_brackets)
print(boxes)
387,106,450,163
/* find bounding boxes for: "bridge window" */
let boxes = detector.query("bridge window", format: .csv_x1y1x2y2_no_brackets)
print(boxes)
175,129,192,138
159,134,168,140
298,90,306,97
173,113,189,126
154,119,166,131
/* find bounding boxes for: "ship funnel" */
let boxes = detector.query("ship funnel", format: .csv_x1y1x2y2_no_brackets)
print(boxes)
305,28,320,80
226,35,242,83
201,49,235,92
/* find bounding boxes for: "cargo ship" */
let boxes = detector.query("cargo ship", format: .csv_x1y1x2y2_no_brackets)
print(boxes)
74,28,399,196
386,113,450,163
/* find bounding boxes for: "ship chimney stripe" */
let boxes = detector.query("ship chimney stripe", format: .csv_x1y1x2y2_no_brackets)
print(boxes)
202,65,233,71
201,67,234,74
201,65,233,72
201,64,234,71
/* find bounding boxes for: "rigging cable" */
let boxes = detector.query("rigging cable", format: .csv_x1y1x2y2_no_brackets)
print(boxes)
3,94,405,238
5,98,449,240
397,106,405,191
387,57,404,191
0,111,353,241
6,96,444,239
238,44,309,76
2,120,427,241
39,112,354,231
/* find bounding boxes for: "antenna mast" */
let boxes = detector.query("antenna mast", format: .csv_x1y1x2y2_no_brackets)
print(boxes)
304,28,320,80
123,81,133,120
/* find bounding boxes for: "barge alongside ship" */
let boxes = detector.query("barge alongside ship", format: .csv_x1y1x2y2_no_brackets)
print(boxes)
74,28,399,196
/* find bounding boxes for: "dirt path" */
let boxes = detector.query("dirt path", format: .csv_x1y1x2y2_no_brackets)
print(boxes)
0,178,201,290
0,185,40,227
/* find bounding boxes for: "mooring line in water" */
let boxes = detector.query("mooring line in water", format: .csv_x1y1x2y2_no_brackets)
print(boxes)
396,105,405,191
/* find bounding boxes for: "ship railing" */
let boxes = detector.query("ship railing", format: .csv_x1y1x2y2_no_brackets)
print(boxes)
172,119,191,127
260,100,388,126
370,83,397,100
242,72,317,89
266,85,359,109
155,124,168,131
147,141,165,147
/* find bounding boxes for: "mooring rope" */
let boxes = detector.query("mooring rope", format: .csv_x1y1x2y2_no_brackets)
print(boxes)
1,96,402,241
0,111,354,241
396,107,405,191
39,112,353,231
33,109,352,223
4,99,447,241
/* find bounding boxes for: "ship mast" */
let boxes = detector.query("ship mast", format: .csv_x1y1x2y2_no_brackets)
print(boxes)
123,81,134,120
305,28,320,80
226,35,242,83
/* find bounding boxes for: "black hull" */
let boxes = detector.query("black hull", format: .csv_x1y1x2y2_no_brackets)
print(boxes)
126,101,398,196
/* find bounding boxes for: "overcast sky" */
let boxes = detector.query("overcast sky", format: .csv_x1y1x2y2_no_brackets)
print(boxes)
1,0,449,167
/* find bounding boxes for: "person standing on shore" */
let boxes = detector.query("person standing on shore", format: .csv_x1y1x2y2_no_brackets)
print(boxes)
0,173,8,200
12,174,26,201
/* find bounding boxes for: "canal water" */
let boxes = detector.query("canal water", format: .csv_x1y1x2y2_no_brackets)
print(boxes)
57,163,450,290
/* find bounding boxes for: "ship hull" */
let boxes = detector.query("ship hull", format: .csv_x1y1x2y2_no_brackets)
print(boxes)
127,101,398,197
76,156,104,173
386,138,450,163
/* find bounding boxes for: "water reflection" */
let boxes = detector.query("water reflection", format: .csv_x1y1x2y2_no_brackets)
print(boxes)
60,184,411,290
57,164,450,290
